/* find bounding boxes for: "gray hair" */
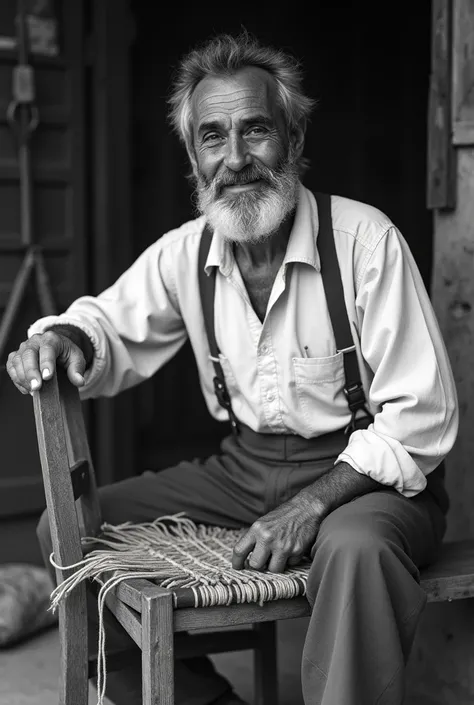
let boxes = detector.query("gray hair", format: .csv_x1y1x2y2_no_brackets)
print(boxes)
168,32,316,165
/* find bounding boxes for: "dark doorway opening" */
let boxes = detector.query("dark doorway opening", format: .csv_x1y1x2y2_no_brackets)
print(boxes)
129,2,433,471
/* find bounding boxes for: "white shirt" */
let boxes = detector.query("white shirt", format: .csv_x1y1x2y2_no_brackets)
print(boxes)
28,185,458,497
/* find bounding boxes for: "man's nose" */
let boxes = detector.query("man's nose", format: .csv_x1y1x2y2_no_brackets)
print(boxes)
223,133,251,171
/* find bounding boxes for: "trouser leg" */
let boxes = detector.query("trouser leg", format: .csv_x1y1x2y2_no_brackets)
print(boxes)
302,490,446,705
36,451,260,705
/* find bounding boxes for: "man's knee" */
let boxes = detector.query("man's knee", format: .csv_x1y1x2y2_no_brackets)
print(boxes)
306,504,399,605
316,512,390,564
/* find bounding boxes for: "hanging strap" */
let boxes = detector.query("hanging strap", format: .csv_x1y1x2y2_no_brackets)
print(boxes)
198,224,239,435
315,192,372,433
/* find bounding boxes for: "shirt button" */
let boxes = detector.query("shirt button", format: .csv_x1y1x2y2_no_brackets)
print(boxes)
260,345,269,355
266,392,274,402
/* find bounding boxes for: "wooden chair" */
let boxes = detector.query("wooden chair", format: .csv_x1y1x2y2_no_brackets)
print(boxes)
33,369,474,705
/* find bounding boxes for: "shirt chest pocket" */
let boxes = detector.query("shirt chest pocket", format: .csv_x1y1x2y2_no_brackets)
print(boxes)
292,353,347,431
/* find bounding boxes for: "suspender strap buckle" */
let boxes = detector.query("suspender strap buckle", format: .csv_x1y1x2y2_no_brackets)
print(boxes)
213,375,231,409
213,376,239,435
344,382,367,413
344,382,373,435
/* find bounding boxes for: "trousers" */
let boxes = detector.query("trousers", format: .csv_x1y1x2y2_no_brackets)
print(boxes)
37,425,447,705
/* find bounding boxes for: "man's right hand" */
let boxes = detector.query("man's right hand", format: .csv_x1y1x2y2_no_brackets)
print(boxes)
6,331,86,394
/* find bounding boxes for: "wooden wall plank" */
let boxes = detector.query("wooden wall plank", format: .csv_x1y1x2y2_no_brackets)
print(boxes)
452,0,474,145
427,0,457,209
0,0,88,526
406,149,474,704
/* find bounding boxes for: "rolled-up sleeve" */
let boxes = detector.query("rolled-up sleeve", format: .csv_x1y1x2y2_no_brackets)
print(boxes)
336,227,459,496
27,238,188,399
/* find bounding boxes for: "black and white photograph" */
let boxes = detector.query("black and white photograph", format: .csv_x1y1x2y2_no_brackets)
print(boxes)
0,1,473,704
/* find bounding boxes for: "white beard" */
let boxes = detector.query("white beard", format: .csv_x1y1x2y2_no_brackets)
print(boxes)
195,158,300,244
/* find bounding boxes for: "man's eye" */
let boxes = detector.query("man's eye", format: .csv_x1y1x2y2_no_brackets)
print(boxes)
203,133,222,143
247,127,266,136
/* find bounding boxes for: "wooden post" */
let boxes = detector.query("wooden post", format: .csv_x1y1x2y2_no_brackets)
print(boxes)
141,588,174,705
426,0,456,210
406,148,474,705
406,3,474,702
452,0,474,146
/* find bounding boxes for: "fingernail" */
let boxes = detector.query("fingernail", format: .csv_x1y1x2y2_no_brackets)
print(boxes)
29,391,34,396
30,379,39,391
42,368,50,379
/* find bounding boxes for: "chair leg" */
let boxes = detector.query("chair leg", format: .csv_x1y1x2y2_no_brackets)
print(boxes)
58,587,89,705
253,621,278,705
141,589,174,705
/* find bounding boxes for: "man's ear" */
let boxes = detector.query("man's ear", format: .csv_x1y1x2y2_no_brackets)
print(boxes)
183,130,199,174
289,120,306,160
186,143,199,174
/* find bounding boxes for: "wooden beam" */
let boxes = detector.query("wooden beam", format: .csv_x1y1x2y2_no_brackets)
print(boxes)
427,0,457,209
406,147,474,704
452,0,474,145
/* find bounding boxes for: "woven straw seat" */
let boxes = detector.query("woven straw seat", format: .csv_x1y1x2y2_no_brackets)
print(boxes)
172,576,308,609
51,515,310,612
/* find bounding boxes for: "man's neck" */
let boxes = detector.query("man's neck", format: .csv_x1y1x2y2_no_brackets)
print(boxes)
232,212,295,269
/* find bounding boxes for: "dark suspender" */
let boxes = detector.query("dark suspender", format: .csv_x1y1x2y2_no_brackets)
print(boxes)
315,192,372,433
198,223,239,435
198,193,372,436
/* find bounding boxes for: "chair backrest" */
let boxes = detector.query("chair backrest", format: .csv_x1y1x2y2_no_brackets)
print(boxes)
33,368,102,583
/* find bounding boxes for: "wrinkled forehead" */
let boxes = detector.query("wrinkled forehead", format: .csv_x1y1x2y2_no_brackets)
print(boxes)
191,67,281,131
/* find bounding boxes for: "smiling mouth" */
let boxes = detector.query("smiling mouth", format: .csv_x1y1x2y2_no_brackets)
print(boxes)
223,180,263,193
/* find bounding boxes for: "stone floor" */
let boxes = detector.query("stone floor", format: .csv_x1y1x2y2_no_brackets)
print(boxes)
0,617,309,704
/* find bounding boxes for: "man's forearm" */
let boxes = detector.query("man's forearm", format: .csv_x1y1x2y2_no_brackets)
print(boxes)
49,324,94,368
301,461,385,519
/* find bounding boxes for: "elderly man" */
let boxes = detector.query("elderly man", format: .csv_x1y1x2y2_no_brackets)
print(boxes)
8,32,457,705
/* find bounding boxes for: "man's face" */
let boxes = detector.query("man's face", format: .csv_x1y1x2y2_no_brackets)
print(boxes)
190,67,301,243
192,66,287,186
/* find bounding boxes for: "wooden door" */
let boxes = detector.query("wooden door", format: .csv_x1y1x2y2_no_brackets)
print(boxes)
0,0,87,562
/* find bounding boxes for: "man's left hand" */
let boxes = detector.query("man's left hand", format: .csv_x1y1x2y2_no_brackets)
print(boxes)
232,491,325,573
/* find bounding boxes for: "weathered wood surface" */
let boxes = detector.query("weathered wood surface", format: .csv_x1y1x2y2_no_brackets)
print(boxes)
452,0,474,145
426,0,456,209
174,597,310,633
431,151,474,543
57,370,102,539
33,363,126,705
406,149,474,705
420,540,474,602
115,577,159,612
141,588,174,705
33,375,88,705
103,590,142,648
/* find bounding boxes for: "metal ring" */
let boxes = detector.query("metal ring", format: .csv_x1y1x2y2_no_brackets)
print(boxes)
6,100,39,135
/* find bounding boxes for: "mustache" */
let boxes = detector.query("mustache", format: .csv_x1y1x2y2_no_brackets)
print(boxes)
202,163,281,196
